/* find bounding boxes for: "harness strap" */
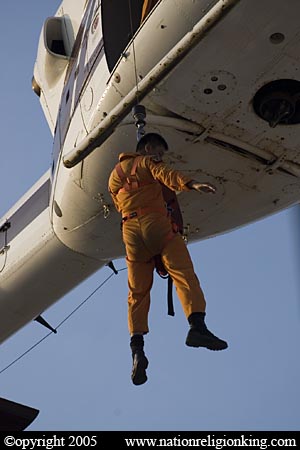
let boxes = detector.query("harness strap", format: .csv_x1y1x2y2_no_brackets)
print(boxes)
122,206,167,222
118,180,157,194
167,275,174,316
130,156,143,176
115,163,126,182
153,255,175,316
115,163,137,192
115,156,145,193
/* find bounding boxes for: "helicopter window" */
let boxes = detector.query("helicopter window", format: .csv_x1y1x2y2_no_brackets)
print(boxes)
101,0,144,72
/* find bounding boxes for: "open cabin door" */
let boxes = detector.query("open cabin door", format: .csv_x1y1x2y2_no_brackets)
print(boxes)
101,0,144,72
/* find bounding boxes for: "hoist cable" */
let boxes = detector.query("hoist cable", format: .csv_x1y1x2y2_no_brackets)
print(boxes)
0,267,127,375
128,0,140,104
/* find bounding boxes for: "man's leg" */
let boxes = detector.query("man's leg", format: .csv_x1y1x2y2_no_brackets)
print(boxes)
161,235,227,351
126,257,154,385
161,235,206,317
127,257,155,335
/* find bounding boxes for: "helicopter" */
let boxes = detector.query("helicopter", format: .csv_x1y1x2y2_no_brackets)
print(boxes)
1,0,300,430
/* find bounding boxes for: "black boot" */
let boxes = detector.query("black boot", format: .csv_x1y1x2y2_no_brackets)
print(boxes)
186,312,228,351
130,335,149,385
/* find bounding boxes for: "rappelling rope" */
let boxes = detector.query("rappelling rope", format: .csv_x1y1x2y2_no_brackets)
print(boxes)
128,0,140,104
0,266,127,375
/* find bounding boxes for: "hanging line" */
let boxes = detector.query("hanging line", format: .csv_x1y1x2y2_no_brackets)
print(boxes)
127,2,173,313
128,0,140,104
0,266,127,376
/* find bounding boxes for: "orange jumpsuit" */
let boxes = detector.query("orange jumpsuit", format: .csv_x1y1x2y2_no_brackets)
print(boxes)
108,152,206,335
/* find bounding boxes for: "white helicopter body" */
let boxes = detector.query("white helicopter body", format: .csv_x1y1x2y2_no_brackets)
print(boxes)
1,0,300,358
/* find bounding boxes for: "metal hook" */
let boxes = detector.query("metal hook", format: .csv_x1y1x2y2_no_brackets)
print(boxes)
132,104,146,141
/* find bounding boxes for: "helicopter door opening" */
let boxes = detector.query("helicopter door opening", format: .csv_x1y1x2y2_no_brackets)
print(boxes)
101,0,144,72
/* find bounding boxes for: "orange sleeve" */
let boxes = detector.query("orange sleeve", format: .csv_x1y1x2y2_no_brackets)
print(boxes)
144,157,192,192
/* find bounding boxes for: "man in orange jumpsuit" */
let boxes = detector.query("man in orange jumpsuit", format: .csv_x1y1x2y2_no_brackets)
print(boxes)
108,133,227,386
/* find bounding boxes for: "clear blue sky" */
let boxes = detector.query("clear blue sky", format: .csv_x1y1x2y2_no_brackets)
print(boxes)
0,1,299,431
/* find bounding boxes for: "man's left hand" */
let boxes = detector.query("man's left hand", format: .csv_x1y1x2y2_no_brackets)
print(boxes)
187,181,216,193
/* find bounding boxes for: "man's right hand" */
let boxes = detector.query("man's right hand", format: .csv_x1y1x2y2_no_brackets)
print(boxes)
187,180,216,194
